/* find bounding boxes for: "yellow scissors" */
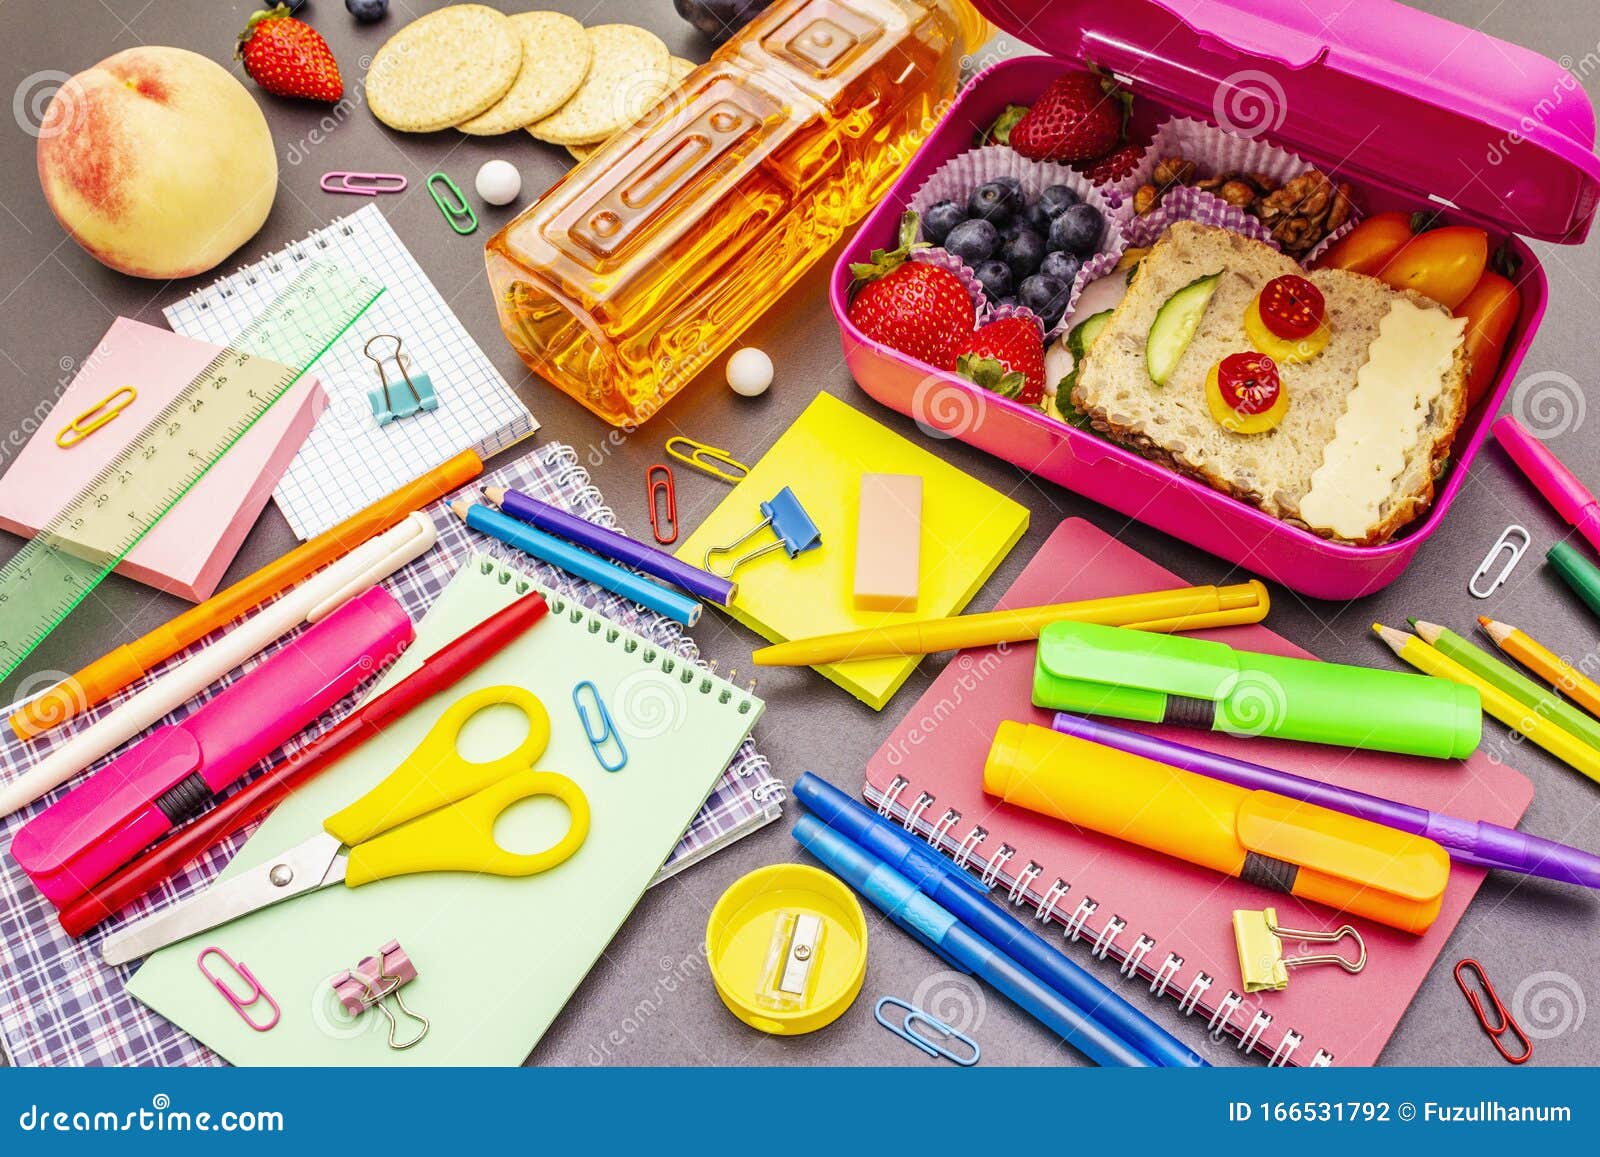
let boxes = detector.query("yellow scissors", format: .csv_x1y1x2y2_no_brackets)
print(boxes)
102,687,587,964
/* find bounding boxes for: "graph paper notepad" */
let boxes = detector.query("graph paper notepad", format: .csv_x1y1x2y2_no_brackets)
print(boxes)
165,204,537,540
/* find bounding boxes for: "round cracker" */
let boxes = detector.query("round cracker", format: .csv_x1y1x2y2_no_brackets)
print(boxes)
566,142,598,163
457,12,592,136
668,56,696,83
368,5,522,133
526,24,671,146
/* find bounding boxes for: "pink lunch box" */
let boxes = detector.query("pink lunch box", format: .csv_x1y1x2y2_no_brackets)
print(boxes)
831,0,1600,599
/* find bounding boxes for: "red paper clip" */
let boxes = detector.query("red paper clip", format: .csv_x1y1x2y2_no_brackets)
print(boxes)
198,947,281,1033
1454,958,1531,1064
647,464,678,545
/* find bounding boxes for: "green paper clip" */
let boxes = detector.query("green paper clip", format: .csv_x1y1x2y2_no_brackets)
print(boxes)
427,172,477,235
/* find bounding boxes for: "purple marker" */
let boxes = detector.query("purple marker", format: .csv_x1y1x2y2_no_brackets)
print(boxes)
1052,712,1600,891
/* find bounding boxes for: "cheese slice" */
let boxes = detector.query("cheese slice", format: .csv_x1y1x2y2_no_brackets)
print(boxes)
1299,299,1466,540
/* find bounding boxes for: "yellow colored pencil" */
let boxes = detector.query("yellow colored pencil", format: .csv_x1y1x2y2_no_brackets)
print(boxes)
1479,616,1600,720
1373,623,1600,785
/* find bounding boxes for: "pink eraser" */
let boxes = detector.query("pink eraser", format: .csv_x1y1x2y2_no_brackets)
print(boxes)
853,473,923,613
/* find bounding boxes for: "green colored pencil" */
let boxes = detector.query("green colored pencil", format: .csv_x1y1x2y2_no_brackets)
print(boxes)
1410,619,1600,753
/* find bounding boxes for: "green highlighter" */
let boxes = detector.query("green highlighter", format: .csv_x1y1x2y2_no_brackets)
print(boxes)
1032,620,1481,759
1548,541,1600,620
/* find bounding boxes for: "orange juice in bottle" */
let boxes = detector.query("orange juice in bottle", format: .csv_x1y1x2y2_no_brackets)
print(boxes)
486,0,986,427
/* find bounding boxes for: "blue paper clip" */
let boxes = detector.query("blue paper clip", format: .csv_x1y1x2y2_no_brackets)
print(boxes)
364,334,440,426
703,486,822,577
573,681,627,772
875,996,979,1065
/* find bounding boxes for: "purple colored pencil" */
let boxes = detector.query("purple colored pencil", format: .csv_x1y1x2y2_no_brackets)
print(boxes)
1051,712,1600,890
485,485,736,606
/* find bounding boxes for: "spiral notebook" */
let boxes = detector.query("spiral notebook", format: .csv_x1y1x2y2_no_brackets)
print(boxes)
863,519,1534,1067
164,203,538,541
0,443,781,1067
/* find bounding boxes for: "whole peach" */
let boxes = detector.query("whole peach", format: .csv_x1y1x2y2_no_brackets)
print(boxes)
37,46,277,279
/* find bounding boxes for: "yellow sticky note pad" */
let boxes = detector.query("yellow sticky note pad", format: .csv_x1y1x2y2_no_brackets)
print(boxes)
678,393,1028,709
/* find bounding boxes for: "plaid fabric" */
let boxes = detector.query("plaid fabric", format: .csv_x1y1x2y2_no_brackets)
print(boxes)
0,442,781,1067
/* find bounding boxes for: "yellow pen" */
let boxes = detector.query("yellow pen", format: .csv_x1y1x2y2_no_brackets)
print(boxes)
752,581,1270,667
1373,623,1600,785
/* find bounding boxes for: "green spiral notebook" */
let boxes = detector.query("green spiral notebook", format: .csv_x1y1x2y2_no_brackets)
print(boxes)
126,554,765,1066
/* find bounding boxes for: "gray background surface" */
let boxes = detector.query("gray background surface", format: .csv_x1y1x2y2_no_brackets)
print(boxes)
1,0,1597,1067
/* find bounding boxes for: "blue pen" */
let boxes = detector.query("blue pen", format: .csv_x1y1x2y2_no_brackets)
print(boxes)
793,773,1205,1068
452,501,703,627
793,815,1155,1068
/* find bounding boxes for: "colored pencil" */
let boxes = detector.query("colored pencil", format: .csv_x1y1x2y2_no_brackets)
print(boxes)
1479,616,1600,719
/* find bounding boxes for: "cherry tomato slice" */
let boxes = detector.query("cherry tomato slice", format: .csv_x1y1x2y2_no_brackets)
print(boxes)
1217,352,1281,415
1257,276,1326,339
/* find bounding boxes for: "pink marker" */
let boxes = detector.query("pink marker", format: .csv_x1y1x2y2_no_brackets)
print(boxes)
12,587,414,908
1494,416,1600,553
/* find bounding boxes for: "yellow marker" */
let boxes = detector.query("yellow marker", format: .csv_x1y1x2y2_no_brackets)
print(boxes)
752,581,1270,667
56,385,137,448
1373,623,1600,785
1479,616,1600,720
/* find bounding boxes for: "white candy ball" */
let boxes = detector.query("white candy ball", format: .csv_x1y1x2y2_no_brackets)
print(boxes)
726,348,774,397
474,160,522,206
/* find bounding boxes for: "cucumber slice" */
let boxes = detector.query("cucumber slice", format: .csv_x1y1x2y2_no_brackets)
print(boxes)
1146,272,1221,386
1070,309,1113,357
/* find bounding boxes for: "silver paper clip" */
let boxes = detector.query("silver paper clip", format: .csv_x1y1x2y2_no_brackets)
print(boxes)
703,487,822,577
1470,524,1530,599
875,996,979,1065
321,171,408,197
573,680,627,772
332,939,430,1050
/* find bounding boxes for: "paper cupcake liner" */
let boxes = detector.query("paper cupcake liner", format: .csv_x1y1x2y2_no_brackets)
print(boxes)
1053,247,1123,337
907,145,1125,340
978,301,1047,335
1123,185,1279,251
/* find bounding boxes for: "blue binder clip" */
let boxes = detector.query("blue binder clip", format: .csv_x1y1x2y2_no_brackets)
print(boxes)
573,680,627,772
875,996,980,1066
703,487,822,577
365,334,440,426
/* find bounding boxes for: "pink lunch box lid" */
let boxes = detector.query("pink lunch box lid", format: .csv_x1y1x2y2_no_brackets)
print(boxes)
971,0,1600,243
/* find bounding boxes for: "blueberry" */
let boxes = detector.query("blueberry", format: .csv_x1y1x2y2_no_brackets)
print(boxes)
1002,228,1046,278
1020,201,1053,234
922,199,967,246
1019,274,1072,328
346,0,388,20
967,181,1018,226
673,0,773,43
944,219,999,265
997,295,1018,309
974,260,1015,301
995,176,1024,201
1040,250,1082,284
1038,184,1081,218
1048,204,1103,257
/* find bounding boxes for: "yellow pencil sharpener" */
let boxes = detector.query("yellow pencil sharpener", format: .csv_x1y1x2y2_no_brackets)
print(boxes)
706,864,867,1035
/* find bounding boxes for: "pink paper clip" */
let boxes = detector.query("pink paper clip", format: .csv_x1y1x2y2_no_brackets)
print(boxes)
197,947,281,1032
321,171,409,197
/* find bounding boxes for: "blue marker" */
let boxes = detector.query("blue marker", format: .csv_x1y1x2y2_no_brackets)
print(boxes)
794,814,1156,1068
793,773,1205,1067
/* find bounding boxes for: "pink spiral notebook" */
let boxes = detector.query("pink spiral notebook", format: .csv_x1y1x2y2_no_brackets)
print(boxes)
863,519,1534,1067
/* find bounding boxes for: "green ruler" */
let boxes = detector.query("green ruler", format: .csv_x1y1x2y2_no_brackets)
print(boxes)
0,261,383,682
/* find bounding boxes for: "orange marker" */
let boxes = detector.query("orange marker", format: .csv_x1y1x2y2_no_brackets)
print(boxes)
9,451,481,740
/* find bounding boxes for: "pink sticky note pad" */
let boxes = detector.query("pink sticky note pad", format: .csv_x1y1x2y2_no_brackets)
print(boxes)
0,318,323,602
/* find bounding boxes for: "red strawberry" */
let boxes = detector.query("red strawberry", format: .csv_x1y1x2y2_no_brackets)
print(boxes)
847,212,976,369
1010,71,1129,163
237,4,342,102
956,316,1047,406
1076,143,1144,186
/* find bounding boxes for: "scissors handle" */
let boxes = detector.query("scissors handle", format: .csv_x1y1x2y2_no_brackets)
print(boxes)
344,770,589,886
325,685,551,847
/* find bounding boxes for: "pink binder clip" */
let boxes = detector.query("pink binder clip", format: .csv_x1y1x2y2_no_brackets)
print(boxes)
321,171,409,197
331,939,429,1050
197,947,281,1032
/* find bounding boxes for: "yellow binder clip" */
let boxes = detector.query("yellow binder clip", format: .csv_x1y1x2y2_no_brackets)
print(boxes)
1233,908,1367,993
56,386,137,449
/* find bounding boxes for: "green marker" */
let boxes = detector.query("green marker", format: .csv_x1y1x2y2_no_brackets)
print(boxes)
1032,620,1481,759
1548,542,1600,621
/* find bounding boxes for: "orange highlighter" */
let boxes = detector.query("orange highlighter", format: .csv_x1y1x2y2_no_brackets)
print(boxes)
983,722,1449,935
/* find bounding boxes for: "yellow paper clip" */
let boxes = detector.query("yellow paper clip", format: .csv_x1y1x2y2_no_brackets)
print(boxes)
665,436,749,484
1232,907,1366,993
56,386,137,449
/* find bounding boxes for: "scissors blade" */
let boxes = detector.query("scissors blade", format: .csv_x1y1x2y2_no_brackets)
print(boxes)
99,832,345,966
